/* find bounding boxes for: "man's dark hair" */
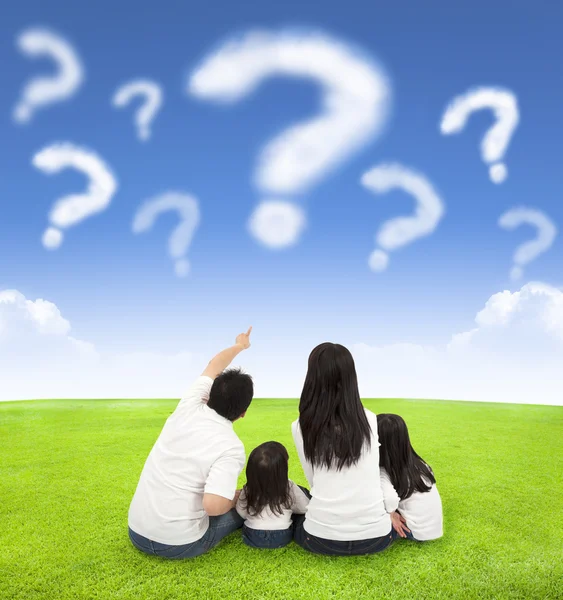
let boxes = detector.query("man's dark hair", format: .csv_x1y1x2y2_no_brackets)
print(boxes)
207,368,253,421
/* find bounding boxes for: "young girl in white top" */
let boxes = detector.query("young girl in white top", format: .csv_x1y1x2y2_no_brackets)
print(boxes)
236,441,309,549
377,414,443,542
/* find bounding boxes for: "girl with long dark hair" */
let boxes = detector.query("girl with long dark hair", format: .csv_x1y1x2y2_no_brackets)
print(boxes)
292,343,395,555
236,441,309,549
377,414,443,541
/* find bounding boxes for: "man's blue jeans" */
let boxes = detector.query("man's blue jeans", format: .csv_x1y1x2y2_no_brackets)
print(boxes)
128,508,243,559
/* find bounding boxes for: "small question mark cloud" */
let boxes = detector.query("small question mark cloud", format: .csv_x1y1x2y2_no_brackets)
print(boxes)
440,87,519,184
132,192,200,277
13,27,84,123
361,163,445,272
498,207,557,281
112,79,163,141
188,29,391,248
32,143,118,249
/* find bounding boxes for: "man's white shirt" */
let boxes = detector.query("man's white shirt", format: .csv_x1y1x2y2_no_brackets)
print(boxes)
128,376,245,545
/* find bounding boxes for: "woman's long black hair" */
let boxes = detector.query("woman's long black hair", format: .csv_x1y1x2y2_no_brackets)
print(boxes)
299,342,372,470
377,413,435,500
240,441,292,517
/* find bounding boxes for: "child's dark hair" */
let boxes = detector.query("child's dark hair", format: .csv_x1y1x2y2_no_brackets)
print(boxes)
240,441,292,517
377,413,436,501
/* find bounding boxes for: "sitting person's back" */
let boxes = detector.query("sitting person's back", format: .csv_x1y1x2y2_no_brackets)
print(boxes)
128,374,247,544
291,343,395,557
127,328,254,559
292,410,391,541
236,441,309,548
377,413,443,541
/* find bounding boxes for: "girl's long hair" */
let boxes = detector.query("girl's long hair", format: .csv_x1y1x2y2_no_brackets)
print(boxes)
377,413,435,500
240,441,292,517
299,343,371,470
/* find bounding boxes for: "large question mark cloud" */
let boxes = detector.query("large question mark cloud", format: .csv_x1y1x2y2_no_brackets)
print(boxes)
498,207,557,281
112,80,163,141
360,163,445,272
13,27,84,123
440,87,519,184
32,143,118,249
188,29,391,248
132,192,200,277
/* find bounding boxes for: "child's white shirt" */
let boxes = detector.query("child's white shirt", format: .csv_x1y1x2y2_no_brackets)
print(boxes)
380,468,443,541
236,480,309,531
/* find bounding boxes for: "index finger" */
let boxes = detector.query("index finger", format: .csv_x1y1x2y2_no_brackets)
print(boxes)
246,326,253,336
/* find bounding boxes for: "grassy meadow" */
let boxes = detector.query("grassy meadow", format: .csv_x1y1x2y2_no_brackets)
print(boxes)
1,397,562,599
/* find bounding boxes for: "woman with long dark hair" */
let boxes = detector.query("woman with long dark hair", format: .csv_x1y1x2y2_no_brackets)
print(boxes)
377,414,443,541
292,342,395,555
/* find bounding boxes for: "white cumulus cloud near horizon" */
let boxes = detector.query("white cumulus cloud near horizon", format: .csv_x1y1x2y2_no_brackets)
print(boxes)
353,282,563,405
1,283,562,405
0,290,203,400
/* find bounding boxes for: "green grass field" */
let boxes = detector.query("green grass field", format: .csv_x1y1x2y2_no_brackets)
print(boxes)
1,398,562,600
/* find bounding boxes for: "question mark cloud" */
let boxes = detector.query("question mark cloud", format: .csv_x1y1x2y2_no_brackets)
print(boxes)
188,29,391,248
112,79,163,141
498,207,557,281
13,27,84,123
440,87,519,184
132,192,200,277
360,163,445,272
32,143,118,249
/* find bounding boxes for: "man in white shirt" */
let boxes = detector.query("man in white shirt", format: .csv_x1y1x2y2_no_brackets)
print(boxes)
128,328,253,559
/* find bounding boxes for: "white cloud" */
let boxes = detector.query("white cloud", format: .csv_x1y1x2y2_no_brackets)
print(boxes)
360,163,445,271
112,79,163,141
0,290,201,400
498,208,557,281
2,284,562,405
247,201,306,249
0,290,70,337
368,249,389,272
189,29,390,249
13,27,84,123
457,282,563,347
32,143,118,249
353,282,563,405
132,191,200,277
42,227,63,250
189,29,391,196
489,163,507,184
440,87,519,184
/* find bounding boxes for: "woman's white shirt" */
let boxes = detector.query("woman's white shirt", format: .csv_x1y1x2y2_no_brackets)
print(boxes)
291,409,392,541
236,480,309,530
380,468,443,541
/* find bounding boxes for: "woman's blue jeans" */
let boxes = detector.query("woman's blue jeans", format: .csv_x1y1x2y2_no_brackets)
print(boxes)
293,515,397,556
292,486,397,556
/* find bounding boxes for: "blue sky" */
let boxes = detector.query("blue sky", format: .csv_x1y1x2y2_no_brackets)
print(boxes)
1,0,562,402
